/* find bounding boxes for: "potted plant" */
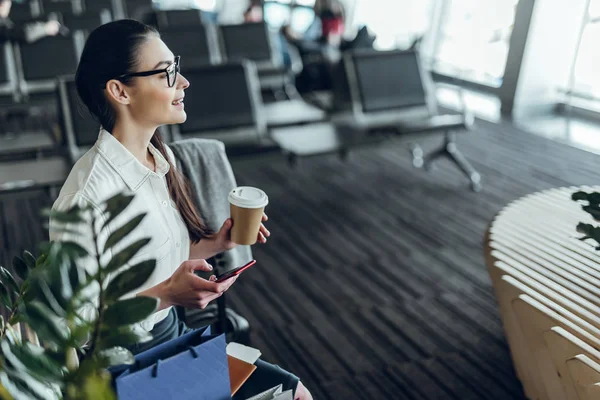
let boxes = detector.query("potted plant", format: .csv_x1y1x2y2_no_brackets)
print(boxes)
0,193,159,399
572,191,600,249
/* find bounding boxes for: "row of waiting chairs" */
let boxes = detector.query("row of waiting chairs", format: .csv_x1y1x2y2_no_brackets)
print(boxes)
1,48,480,194
11,0,148,22
0,20,285,103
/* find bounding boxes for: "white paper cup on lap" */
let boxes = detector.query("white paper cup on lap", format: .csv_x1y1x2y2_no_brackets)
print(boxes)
228,187,269,245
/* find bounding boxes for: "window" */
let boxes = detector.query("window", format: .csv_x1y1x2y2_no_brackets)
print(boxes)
264,0,316,33
569,0,600,99
352,0,434,50
433,0,518,87
154,0,218,11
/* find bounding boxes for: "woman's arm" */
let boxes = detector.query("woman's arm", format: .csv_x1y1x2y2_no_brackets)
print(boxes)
137,259,238,311
189,215,271,260
189,235,222,260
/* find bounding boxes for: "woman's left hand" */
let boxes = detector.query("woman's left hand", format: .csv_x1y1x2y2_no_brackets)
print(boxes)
215,213,270,251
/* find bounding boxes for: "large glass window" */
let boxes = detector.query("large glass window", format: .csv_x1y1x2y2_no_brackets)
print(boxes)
154,0,218,11
569,0,600,99
432,0,518,87
352,0,434,50
264,0,316,33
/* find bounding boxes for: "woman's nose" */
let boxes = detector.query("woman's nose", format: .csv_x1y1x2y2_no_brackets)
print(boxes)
178,73,190,89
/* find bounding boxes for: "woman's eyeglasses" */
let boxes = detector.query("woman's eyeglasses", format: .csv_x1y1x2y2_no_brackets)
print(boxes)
116,56,180,88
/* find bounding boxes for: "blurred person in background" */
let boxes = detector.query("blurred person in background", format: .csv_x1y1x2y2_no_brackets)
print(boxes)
314,0,344,46
0,0,62,43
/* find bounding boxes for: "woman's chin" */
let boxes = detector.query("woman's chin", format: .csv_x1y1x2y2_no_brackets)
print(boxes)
171,112,187,125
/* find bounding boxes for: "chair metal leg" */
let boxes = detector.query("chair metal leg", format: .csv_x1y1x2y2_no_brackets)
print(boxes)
410,143,424,168
424,132,482,192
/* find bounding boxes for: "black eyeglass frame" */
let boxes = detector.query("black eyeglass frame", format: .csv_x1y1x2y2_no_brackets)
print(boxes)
116,56,181,87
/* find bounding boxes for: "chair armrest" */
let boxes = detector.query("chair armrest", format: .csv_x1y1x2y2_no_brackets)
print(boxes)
433,81,471,119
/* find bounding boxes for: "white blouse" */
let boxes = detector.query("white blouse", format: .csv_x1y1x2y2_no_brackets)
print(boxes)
49,129,191,332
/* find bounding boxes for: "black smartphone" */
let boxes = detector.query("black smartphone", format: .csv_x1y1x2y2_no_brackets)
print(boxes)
215,260,257,282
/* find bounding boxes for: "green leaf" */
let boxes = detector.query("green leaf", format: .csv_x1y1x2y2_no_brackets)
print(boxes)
103,297,158,326
98,325,152,349
45,349,67,366
44,225,80,237
572,191,588,201
42,207,85,224
57,260,73,301
103,238,151,274
59,241,88,259
0,268,19,298
69,324,91,346
103,213,146,252
11,257,28,281
102,193,135,230
2,342,64,383
34,254,46,269
583,205,600,221
104,260,156,301
23,251,37,270
1,358,55,400
29,277,66,317
0,283,12,310
96,347,135,368
0,370,37,400
20,281,35,304
68,261,86,295
23,302,69,345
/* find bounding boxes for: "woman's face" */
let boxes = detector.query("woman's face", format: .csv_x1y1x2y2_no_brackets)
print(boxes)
125,36,190,128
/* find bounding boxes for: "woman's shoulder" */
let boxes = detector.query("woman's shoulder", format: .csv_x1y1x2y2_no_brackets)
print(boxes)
54,147,127,212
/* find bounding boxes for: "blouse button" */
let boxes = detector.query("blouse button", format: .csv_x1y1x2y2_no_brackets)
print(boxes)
162,200,168,207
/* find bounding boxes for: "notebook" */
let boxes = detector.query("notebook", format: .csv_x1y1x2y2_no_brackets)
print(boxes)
228,355,257,396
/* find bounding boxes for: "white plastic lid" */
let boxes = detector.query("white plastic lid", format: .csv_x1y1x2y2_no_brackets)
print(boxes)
228,186,269,209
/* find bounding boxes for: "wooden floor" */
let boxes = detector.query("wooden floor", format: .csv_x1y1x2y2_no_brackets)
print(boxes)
3,118,600,398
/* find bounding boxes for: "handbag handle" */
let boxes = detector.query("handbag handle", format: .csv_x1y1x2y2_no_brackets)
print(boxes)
150,347,199,378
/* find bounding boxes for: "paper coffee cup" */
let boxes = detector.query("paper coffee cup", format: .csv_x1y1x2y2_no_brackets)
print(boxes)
228,187,269,245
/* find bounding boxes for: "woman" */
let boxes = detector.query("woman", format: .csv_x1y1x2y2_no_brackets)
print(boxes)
49,19,312,400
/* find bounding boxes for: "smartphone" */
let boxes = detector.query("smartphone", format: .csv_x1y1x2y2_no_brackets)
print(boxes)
215,260,257,282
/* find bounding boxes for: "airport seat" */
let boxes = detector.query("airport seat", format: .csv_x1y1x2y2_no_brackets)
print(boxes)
16,34,78,95
218,22,291,93
57,76,100,163
161,24,221,68
342,49,481,191
156,9,204,30
172,61,268,148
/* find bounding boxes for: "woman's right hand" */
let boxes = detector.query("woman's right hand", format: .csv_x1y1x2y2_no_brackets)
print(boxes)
162,259,237,309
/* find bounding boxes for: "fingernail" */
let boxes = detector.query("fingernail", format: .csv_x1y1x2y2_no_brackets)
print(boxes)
208,264,213,270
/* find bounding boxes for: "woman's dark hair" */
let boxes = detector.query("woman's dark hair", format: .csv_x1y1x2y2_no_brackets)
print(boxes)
75,19,212,243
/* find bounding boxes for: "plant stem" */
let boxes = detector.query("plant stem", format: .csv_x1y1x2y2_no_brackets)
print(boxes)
85,214,104,358
2,292,24,337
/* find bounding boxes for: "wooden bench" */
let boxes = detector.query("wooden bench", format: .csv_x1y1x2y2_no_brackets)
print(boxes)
485,187,600,400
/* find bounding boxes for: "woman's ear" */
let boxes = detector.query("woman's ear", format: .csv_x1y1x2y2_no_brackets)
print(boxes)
105,79,131,105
